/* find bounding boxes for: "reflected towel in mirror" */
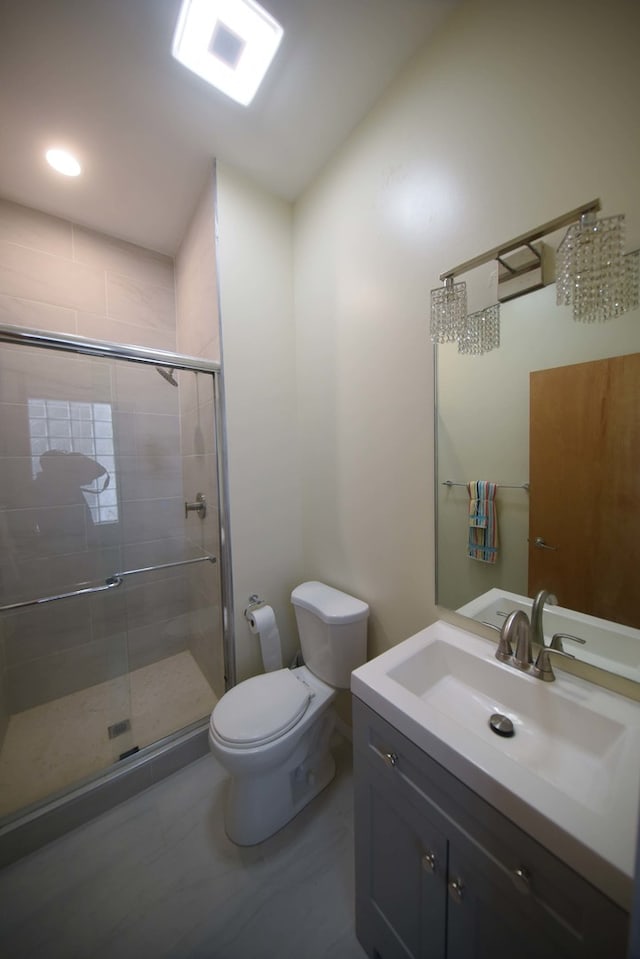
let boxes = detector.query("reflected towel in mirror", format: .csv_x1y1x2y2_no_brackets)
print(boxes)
467,481,498,564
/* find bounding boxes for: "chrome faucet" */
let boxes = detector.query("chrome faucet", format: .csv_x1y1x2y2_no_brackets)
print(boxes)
530,590,557,649
494,599,577,682
498,610,533,670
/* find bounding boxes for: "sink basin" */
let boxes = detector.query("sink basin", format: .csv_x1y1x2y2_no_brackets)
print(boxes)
388,639,625,813
351,620,640,909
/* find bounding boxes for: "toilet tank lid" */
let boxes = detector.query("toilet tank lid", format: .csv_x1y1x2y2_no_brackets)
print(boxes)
291,581,369,624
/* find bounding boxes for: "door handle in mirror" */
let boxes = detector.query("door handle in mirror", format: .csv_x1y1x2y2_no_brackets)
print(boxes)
534,537,557,551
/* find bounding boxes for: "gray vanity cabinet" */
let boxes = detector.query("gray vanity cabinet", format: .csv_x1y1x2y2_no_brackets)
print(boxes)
355,756,447,958
353,697,629,959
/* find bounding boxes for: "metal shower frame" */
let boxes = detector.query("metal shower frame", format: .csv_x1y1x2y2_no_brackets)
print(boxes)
0,322,236,690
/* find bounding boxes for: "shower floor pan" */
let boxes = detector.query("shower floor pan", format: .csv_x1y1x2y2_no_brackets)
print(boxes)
0,651,217,818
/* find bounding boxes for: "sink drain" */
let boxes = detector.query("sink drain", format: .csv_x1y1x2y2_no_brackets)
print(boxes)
489,713,515,737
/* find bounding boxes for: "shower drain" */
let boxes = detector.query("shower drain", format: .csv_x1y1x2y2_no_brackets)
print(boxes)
107,718,131,740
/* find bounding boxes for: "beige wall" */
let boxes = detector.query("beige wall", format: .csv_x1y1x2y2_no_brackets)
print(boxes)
292,0,640,660
215,162,303,682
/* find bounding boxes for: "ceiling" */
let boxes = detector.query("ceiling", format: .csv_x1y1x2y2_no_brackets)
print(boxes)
0,0,460,254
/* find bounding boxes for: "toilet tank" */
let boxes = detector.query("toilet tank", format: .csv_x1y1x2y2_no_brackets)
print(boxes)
291,581,369,688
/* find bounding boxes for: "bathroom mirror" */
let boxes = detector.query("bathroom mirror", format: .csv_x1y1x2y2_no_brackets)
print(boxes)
435,278,640,684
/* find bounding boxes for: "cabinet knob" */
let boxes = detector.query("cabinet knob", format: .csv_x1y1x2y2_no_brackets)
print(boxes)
383,751,399,768
448,878,464,903
421,851,437,873
511,867,531,894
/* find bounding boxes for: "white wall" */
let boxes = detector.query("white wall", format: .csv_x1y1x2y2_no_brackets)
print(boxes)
215,162,303,682
293,0,640,660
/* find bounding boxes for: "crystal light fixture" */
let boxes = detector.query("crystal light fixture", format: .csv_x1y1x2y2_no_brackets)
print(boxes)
622,250,640,314
457,304,501,355
430,277,467,343
430,200,637,358
556,212,627,322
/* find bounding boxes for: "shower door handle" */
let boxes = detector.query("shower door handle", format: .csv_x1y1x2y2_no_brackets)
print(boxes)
0,554,216,613
0,575,123,613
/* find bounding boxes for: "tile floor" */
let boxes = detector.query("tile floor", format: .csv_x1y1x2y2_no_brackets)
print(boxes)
0,651,217,817
0,736,366,959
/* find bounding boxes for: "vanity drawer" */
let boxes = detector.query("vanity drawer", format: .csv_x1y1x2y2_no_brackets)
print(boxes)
353,696,629,958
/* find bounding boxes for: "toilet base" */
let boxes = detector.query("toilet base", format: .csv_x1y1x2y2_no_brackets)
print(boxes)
223,714,336,846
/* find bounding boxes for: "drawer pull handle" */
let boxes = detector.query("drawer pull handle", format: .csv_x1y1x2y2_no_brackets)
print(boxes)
448,878,464,903
421,851,437,873
511,867,531,894
383,751,399,768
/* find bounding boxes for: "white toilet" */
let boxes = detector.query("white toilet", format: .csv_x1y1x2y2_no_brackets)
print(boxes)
208,581,369,846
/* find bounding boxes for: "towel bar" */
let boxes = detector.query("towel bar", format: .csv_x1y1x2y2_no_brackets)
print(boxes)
442,480,529,491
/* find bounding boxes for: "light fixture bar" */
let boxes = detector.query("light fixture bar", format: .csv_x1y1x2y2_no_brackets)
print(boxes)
439,199,601,281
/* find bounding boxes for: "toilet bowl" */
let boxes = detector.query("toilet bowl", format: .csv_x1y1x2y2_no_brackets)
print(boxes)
209,581,369,846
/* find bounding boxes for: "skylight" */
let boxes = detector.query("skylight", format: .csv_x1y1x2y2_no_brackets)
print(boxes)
172,0,283,106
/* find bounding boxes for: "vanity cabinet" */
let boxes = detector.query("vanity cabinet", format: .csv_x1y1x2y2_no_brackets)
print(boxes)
353,698,629,959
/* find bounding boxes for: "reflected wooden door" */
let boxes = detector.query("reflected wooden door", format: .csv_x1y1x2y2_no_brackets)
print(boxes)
528,353,640,628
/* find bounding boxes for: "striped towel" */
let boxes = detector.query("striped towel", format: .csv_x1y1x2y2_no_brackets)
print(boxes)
467,481,498,564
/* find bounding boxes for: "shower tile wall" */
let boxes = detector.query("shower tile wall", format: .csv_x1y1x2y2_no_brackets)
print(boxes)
0,621,8,748
180,372,223,698
175,169,219,362
0,198,176,351
175,169,224,697
0,198,209,717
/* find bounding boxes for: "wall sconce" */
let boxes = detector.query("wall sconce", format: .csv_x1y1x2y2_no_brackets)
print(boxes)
457,304,500,356
430,198,639,355
556,212,636,322
430,277,467,343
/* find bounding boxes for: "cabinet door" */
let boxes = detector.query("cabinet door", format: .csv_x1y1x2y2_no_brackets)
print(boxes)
446,837,581,959
355,765,447,959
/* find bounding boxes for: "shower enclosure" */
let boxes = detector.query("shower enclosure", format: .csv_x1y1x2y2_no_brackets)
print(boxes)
0,325,233,839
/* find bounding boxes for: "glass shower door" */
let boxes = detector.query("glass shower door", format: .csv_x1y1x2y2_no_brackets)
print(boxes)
0,342,132,818
105,358,221,751
0,339,224,823
0,343,225,818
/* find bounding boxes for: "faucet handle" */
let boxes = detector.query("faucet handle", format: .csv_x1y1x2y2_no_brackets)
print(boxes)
550,632,586,652
532,645,575,682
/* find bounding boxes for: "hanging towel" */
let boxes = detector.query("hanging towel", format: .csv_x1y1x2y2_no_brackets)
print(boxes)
467,481,499,564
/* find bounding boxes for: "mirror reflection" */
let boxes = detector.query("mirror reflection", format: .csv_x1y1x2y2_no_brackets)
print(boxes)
436,282,640,683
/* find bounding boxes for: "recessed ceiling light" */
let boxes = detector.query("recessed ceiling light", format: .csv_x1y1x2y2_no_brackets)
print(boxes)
45,148,82,177
172,0,283,106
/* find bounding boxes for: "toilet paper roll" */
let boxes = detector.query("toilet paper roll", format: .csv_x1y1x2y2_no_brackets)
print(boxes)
248,604,283,672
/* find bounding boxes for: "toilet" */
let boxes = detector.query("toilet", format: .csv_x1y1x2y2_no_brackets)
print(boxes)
208,581,369,846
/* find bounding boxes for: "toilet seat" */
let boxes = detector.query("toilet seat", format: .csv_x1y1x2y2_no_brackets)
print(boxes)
211,669,313,749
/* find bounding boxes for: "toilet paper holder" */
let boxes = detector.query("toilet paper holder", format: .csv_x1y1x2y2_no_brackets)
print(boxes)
244,594,265,620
